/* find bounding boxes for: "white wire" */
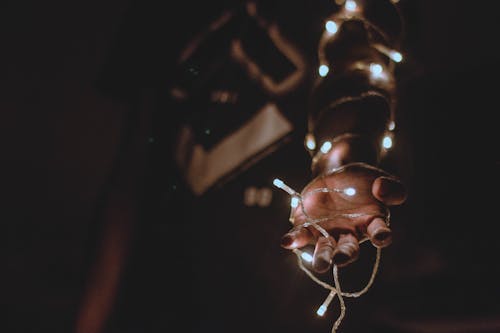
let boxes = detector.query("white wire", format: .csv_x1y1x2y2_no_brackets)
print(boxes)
275,176,386,333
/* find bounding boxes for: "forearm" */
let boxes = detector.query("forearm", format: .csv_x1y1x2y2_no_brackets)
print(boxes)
307,0,402,176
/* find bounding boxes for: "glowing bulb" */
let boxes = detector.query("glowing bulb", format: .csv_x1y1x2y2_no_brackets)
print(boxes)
273,178,284,188
388,120,396,131
273,178,296,195
325,20,338,34
305,133,316,150
320,141,332,154
316,305,327,316
301,252,313,263
390,50,403,63
318,64,329,77
382,136,393,149
290,197,299,208
344,187,356,196
316,290,336,317
369,63,383,76
345,0,357,12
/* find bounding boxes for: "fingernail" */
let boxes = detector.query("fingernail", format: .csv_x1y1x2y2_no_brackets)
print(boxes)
367,218,392,248
332,251,352,267
281,234,293,247
377,177,391,197
378,177,403,197
371,227,392,248
313,256,331,273
333,243,359,267
332,234,359,267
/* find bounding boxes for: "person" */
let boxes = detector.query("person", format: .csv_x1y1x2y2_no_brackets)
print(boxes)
75,1,409,332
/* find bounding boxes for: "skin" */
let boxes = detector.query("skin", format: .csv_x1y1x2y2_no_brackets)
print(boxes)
280,163,407,272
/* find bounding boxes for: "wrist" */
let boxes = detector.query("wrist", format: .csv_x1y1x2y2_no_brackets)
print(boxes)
311,133,380,177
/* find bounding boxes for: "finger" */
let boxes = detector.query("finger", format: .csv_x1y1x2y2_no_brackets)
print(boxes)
372,176,407,206
366,217,392,248
332,233,359,267
312,236,336,273
280,226,315,249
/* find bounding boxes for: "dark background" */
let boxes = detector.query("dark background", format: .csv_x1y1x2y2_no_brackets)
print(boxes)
3,1,500,332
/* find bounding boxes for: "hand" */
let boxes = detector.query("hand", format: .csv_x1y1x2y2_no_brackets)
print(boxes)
280,163,407,272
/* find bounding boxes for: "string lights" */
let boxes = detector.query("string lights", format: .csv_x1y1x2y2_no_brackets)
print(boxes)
312,0,403,160
316,1,404,79
277,1,403,331
273,167,390,333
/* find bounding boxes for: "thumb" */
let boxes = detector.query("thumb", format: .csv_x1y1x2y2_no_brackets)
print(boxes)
372,176,407,206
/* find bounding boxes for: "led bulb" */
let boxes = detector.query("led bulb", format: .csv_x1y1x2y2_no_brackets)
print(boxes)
345,0,357,12
325,20,338,34
390,50,403,63
320,141,332,154
316,305,327,317
343,187,356,196
290,196,299,208
301,252,313,263
316,290,336,317
273,178,284,188
305,134,316,150
319,65,329,77
382,136,393,149
369,63,383,76
273,178,296,195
